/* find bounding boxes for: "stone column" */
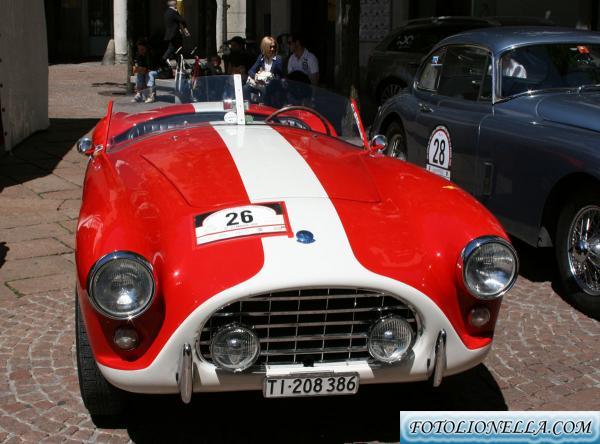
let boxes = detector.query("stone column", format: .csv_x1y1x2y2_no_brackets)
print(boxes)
114,0,128,64
216,0,226,53
226,0,246,40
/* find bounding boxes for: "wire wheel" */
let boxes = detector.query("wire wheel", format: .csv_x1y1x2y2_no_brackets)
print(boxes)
567,204,600,296
384,121,407,161
387,133,407,161
379,83,404,105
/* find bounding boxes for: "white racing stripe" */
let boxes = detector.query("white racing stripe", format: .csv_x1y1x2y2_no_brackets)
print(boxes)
212,124,361,280
98,125,491,393
213,125,326,200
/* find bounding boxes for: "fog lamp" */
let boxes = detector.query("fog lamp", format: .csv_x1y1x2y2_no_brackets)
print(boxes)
114,327,139,350
468,306,491,327
367,315,414,364
210,324,260,372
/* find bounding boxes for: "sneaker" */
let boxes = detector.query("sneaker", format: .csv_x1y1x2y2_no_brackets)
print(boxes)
144,92,156,103
131,92,143,103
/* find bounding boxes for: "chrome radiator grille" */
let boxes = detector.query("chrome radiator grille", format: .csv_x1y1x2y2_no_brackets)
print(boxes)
197,288,418,368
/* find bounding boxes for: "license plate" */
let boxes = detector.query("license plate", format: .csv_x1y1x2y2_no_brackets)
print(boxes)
263,373,359,398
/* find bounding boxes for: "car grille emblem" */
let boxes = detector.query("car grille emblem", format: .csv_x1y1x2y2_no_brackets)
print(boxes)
296,230,315,244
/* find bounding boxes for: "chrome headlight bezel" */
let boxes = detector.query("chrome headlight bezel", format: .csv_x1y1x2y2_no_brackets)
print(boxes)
87,251,156,320
209,323,261,372
461,236,519,300
367,315,416,364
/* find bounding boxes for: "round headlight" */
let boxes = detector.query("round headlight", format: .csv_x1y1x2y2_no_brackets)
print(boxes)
462,236,518,299
88,252,155,319
210,324,260,372
367,315,414,364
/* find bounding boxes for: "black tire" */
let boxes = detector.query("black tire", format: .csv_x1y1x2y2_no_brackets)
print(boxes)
76,297,126,417
384,120,408,161
555,191,600,320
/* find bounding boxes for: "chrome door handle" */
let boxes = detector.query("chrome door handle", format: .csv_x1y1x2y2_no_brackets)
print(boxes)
419,103,433,113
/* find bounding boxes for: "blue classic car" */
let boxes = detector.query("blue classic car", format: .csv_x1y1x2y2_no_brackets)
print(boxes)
371,28,600,318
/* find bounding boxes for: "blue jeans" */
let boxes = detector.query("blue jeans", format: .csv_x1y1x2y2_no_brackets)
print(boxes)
146,70,159,91
136,70,159,92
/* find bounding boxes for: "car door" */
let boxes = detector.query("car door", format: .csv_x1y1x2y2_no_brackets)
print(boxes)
408,45,494,197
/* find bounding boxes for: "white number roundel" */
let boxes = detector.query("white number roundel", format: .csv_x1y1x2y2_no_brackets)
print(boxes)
427,126,452,170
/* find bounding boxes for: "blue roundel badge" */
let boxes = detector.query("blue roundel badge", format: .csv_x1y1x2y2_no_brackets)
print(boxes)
296,230,315,244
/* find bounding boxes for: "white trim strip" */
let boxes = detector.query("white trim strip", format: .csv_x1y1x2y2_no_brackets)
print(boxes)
233,74,246,125
191,102,226,112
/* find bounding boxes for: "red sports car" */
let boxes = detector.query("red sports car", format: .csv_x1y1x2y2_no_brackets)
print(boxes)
75,75,518,417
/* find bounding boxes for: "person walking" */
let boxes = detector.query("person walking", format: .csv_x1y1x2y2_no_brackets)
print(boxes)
287,33,319,84
161,0,190,65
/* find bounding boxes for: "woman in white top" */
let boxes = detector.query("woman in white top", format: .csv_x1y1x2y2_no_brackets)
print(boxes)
248,36,284,82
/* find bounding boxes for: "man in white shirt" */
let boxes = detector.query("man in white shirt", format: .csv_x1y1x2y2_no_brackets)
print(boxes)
501,53,527,79
287,34,319,85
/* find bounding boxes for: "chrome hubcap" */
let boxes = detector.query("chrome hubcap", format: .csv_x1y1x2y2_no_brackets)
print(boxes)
567,205,600,296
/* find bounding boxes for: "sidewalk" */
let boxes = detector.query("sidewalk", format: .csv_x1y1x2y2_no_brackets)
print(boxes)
0,62,131,443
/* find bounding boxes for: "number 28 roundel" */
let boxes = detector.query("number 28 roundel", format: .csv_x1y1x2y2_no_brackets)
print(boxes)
426,125,452,180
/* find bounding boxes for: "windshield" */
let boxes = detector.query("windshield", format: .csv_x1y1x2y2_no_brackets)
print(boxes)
107,75,366,150
500,43,600,98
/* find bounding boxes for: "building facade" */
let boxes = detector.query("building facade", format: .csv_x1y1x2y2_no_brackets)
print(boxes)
1,1,49,151
44,0,600,94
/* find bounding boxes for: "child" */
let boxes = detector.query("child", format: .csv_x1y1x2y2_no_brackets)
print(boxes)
132,39,160,103
210,54,223,75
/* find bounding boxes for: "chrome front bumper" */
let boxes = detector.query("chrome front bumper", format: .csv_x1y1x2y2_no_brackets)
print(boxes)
176,328,449,403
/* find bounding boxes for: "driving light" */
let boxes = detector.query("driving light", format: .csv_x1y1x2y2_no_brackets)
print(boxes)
367,316,414,364
88,252,155,319
468,306,491,327
114,327,139,350
210,324,260,372
462,237,518,299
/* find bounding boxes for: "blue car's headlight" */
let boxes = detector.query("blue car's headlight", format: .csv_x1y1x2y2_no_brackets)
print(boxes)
88,252,155,319
461,236,518,299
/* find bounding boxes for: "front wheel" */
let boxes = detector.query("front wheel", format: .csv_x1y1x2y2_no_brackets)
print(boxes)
76,297,126,417
384,121,407,161
377,81,405,106
555,193,600,319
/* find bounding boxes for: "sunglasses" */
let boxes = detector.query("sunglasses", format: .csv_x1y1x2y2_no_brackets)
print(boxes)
270,45,276,49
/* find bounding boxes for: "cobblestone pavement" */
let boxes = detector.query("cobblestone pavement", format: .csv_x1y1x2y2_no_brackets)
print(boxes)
0,63,598,443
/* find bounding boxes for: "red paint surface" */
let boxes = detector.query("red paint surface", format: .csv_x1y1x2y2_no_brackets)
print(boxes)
275,128,508,349
76,125,264,370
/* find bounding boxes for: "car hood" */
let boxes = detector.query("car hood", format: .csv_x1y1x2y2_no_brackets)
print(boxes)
537,92,600,132
138,125,381,208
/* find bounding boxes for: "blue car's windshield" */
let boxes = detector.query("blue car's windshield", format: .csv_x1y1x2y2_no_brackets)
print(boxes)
500,43,600,98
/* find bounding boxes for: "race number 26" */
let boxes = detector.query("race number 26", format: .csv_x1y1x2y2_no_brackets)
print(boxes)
225,210,254,226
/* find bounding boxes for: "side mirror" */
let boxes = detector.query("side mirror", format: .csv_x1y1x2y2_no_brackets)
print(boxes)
368,135,387,155
77,137,94,156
